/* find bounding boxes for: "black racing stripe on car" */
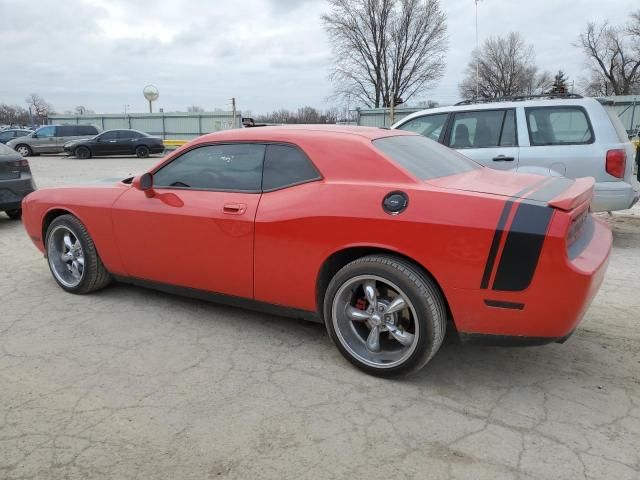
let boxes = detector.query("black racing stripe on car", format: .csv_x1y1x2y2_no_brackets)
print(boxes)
492,202,554,292
483,299,525,310
525,177,574,203
479,178,550,289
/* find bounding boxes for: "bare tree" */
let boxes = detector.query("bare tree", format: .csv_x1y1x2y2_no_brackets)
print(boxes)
459,33,550,100
0,104,30,125
322,0,448,108
25,93,54,123
187,105,205,112
576,12,640,95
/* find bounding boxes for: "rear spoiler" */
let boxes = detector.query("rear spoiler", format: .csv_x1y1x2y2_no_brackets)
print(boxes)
547,177,595,211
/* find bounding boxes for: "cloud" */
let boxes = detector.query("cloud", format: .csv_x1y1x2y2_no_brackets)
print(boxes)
0,0,635,114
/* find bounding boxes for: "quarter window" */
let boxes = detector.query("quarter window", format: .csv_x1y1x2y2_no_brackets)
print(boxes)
153,144,265,192
396,113,448,142
526,107,593,145
448,110,516,149
262,144,321,191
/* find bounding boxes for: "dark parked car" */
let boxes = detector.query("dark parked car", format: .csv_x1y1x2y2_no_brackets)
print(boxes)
0,129,33,144
0,143,36,219
64,129,164,159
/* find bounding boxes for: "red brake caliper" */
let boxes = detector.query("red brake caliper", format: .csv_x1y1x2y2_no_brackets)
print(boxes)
355,297,367,311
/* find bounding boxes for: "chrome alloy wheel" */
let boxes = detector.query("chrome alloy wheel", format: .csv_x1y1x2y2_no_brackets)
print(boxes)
331,275,419,369
47,226,85,288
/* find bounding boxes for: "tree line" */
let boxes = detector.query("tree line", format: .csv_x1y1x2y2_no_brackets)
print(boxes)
323,1,640,105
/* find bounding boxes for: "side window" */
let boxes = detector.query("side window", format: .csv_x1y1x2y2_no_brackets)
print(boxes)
99,131,118,141
397,113,448,142
526,107,594,145
57,125,76,136
153,144,265,192
79,125,98,136
0,131,12,141
36,126,56,137
262,144,321,191
448,110,508,149
118,130,138,140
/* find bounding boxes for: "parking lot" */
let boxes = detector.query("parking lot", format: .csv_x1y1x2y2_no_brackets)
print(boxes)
1,154,639,479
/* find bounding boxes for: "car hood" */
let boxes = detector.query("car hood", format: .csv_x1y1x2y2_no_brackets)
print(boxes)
428,167,593,211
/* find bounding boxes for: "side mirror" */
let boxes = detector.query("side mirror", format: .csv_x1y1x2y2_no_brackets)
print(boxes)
32,133,38,138
134,172,155,197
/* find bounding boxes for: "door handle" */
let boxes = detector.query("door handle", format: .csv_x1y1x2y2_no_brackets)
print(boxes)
492,155,515,162
109,140,117,143
223,203,247,215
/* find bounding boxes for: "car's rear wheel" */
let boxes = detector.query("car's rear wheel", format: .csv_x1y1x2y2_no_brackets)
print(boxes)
323,255,446,377
135,145,150,158
5,209,21,220
75,146,91,159
15,144,32,156
45,215,111,294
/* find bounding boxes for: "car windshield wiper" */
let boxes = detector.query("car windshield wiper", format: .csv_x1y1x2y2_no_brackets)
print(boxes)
170,181,190,188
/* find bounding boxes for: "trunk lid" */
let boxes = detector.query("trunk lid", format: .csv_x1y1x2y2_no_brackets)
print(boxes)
428,167,594,211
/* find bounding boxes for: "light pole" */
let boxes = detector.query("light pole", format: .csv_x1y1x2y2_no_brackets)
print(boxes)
475,0,482,99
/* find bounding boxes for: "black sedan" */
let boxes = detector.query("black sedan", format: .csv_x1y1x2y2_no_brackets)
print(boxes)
64,129,164,159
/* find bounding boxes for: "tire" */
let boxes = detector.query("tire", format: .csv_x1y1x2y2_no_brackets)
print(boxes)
15,144,32,157
323,255,446,377
75,146,91,159
45,214,111,294
5,209,22,220
136,145,150,158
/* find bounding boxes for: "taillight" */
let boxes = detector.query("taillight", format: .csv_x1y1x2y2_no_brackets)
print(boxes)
10,159,29,167
606,149,626,178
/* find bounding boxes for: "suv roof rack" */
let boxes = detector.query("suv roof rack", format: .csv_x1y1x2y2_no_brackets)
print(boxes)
455,93,583,106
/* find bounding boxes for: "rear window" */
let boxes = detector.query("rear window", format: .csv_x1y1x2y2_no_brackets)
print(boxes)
526,106,594,146
603,107,631,143
373,135,480,180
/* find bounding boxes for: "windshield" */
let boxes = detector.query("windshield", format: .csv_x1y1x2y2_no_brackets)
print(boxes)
373,135,480,180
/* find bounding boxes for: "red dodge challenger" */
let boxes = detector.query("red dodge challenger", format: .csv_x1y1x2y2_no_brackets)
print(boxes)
21,126,612,376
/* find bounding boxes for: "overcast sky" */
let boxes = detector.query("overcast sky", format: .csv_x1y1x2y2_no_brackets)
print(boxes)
0,0,634,114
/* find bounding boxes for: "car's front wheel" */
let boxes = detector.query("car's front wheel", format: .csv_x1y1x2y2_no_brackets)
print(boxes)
324,255,446,377
45,215,111,294
135,145,150,158
15,144,32,156
5,209,22,220
75,146,91,159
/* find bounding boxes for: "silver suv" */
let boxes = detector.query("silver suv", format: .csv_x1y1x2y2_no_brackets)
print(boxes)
7,124,100,156
392,96,639,212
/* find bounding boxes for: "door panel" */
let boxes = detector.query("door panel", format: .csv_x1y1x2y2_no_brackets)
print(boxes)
111,187,259,298
32,126,57,153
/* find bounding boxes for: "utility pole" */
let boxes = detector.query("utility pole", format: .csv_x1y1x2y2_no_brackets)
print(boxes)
475,0,481,99
231,97,236,129
389,94,395,126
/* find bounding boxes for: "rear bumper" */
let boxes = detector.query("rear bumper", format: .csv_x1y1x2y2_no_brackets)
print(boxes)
0,175,36,210
592,180,639,212
447,215,612,341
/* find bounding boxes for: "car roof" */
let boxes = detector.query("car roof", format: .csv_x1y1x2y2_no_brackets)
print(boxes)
194,125,413,144
395,97,603,126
